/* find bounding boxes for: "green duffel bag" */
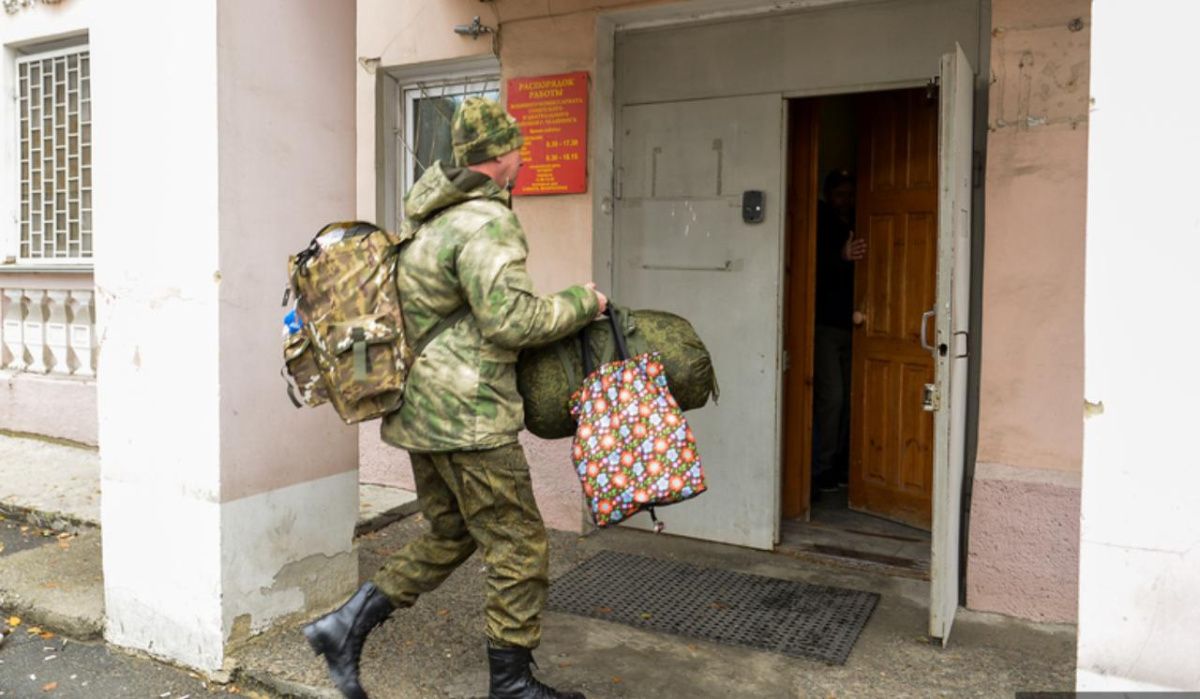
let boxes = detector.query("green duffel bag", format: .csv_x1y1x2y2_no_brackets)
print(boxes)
517,306,719,439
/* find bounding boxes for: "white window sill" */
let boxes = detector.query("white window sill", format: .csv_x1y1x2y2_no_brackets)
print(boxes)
0,263,94,275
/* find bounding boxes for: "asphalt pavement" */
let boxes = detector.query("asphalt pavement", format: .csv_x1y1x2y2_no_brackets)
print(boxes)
0,518,242,699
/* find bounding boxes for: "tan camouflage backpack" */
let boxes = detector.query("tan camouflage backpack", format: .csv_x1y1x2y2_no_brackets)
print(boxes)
281,221,465,424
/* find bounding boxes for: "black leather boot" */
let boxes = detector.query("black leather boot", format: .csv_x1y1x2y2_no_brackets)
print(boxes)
487,644,586,699
303,582,396,699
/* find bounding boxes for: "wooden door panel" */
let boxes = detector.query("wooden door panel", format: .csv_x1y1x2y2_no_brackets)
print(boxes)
849,88,938,530
781,99,819,521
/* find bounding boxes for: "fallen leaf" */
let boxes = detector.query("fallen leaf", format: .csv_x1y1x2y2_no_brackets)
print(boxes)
436,609,449,617
41,682,57,693
56,533,72,540
612,676,623,684
639,612,653,620
27,627,43,635
42,582,61,590
5,617,18,627
595,606,612,615
39,632,55,640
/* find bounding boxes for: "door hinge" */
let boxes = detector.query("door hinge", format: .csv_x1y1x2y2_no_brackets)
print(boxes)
922,383,940,412
925,76,940,103
972,150,984,189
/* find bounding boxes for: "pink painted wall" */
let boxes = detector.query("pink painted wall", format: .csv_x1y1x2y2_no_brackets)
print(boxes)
967,0,1091,622
977,0,1090,475
0,374,97,446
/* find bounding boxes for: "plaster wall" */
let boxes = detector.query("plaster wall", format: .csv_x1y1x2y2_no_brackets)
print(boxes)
1077,0,1200,690
0,0,99,447
93,0,223,669
965,0,1090,623
976,0,1089,475
92,0,358,672
215,0,359,502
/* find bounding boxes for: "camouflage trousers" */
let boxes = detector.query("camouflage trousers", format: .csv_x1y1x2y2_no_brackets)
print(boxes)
372,443,550,649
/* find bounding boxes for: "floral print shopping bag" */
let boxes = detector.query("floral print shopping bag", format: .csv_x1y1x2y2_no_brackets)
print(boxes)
569,311,707,529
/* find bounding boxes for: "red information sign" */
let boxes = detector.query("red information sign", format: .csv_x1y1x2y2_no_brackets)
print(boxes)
507,71,589,196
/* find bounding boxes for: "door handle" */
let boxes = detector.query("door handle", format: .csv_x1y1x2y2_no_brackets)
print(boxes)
920,308,936,353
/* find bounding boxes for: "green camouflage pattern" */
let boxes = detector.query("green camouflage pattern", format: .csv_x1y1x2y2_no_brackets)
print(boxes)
452,96,524,166
372,444,549,649
284,221,416,424
283,332,330,406
517,308,720,439
381,161,599,452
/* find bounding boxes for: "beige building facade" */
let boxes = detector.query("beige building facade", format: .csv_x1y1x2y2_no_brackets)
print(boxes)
22,0,1188,684
356,0,1089,627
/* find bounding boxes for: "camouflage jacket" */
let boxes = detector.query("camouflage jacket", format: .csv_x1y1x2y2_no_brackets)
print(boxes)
381,162,600,453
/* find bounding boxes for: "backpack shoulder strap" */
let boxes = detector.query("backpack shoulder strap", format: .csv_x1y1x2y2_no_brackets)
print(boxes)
413,305,471,358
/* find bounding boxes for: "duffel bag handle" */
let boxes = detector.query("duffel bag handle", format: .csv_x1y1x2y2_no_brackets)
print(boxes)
580,306,630,376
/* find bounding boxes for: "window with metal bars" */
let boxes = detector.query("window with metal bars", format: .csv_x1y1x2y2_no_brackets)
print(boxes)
16,45,91,262
400,76,500,198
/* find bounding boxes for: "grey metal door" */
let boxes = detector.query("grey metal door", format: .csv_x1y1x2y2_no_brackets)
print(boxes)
930,43,975,645
614,94,785,550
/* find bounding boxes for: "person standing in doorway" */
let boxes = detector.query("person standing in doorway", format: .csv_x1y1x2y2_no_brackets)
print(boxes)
303,97,603,699
813,169,866,496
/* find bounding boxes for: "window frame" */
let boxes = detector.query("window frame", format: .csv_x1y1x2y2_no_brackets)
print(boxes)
379,56,501,231
10,41,92,268
400,75,501,199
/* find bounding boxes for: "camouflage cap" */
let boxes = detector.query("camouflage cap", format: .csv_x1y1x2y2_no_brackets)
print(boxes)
452,96,524,166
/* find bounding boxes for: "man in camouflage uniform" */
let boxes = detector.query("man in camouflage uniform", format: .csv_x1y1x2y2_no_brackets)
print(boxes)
304,97,603,699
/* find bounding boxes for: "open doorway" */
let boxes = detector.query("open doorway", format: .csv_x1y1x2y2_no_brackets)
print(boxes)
779,89,936,579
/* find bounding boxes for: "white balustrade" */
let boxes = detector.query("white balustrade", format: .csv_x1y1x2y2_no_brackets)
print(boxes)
0,277,96,378
23,289,47,373
69,289,96,377
1,288,25,371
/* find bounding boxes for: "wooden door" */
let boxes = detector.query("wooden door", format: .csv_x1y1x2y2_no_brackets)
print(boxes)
781,99,819,521
848,88,939,530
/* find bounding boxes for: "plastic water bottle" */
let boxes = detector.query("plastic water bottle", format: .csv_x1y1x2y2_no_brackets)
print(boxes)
284,309,303,335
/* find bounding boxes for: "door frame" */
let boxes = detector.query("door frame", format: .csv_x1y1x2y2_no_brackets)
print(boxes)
591,0,989,611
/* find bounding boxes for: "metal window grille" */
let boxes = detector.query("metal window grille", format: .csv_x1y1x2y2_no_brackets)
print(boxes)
399,76,500,200
16,46,91,262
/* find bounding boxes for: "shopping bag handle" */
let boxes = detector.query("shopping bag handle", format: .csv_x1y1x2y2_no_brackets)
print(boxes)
580,307,630,376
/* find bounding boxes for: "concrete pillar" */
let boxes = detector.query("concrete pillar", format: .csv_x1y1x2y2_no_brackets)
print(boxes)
1078,0,1200,692
92,0,358,672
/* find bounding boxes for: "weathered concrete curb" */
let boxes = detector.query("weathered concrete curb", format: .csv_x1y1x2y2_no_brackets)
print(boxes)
0,501,97,533
0,529,105,640
235,668,343,699
355,494,422,537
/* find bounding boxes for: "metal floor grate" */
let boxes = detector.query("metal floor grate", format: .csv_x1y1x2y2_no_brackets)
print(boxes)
548,550,879,665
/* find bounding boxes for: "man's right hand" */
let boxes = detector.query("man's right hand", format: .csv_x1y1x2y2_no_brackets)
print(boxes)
585,282,608,315
842,234,868,262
